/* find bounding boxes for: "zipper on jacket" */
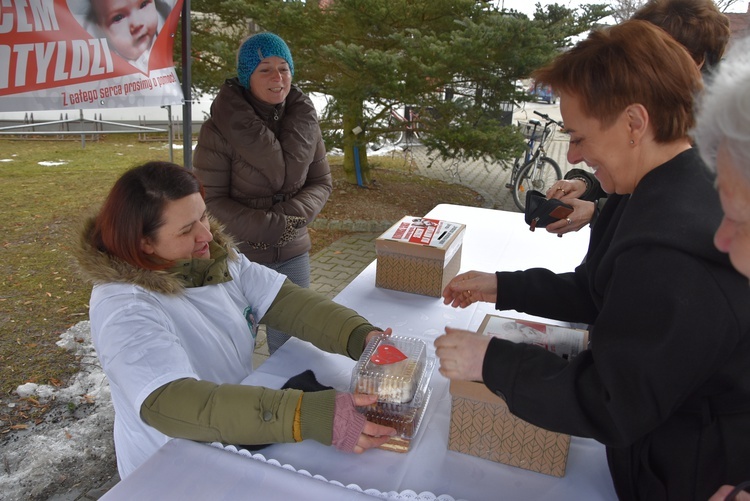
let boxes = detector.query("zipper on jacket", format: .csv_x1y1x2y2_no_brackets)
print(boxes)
273,108,279,121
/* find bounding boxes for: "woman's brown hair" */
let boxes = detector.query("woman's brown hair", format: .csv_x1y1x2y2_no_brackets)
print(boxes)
632,0,730,71
533,20,702,143
91,161,205,270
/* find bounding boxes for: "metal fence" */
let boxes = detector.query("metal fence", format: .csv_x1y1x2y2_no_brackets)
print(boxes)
0,108,185,160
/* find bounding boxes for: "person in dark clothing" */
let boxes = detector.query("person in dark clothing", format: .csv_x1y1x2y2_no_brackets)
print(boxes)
544,0,730,236
435,21,750,501
695,34,750,287
696,35,750,501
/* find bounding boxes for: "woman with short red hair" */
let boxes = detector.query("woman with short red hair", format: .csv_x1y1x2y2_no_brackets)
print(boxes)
436,21,750,500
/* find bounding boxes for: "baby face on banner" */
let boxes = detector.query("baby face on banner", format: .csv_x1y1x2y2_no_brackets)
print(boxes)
91,0,159,61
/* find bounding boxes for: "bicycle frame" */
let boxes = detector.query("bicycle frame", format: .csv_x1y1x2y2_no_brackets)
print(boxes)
510,123,548,183
522,121,555,163
370,106,422,150
521,125,541,164
392,107,420,131
508,110,565,211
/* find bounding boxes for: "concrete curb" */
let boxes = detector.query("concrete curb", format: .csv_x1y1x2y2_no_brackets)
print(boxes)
310,218,396,233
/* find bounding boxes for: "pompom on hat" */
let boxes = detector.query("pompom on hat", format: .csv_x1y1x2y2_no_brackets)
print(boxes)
236,32,294,88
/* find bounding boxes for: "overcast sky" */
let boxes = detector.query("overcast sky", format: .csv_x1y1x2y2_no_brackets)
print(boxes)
499,0,748,17
499,0,591,16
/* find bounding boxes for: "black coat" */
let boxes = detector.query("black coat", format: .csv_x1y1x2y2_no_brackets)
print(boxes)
485,149,750,500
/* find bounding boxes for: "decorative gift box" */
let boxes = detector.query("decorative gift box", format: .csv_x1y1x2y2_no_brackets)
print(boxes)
448,380,570,477
375,216,465,298
447,315,590,477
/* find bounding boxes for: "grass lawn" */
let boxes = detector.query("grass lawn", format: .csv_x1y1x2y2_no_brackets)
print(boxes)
0,135,483,432
1,137,175,430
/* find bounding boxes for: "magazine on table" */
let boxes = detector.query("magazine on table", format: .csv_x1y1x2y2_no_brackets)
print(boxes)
477,314,589,360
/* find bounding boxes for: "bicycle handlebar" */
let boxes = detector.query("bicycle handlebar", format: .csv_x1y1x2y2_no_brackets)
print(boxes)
533,110,564,128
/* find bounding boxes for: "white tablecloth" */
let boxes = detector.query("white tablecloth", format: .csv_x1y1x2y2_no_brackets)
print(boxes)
103,205,617,501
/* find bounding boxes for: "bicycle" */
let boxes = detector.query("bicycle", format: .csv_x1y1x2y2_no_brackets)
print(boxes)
370,106,424,151
507,110,564,211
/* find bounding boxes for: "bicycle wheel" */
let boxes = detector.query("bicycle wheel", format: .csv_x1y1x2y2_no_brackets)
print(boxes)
512,156,562,211
370,128,404,151
370,116,405,151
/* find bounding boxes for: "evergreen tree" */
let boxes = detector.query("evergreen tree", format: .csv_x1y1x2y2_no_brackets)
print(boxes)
183,0,608,185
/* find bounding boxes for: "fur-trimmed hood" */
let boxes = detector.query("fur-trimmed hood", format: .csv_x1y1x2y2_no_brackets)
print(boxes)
75,215,239,295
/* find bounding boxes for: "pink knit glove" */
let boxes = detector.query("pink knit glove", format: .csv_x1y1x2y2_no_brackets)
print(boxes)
332,392,366,453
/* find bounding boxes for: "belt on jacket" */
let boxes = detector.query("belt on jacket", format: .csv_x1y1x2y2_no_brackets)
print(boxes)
241,193,294,209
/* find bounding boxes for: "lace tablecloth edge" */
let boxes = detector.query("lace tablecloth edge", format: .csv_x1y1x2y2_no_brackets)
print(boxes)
210,442,461,501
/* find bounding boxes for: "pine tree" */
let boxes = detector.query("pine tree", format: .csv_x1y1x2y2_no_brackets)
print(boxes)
184,0,608,185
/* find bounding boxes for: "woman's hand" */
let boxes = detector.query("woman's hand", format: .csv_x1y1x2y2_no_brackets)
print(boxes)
546,178,587,200
434,327,491,381
442,271,497,308
365,327,392,346
342,393,397,453
544,199,595,235
708,484,750,501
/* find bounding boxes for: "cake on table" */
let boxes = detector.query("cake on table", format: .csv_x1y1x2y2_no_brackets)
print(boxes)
350,334,434,450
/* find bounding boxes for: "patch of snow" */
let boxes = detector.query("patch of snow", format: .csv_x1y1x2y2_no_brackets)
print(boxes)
0,321,116,501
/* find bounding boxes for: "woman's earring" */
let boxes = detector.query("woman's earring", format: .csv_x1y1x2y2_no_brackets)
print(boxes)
629,140,634,145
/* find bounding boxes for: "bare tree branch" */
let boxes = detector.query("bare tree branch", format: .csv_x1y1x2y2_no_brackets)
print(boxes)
715,0,741,12
609,0,646,23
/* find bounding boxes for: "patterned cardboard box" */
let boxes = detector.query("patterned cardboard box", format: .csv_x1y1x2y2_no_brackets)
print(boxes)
375,216,465,298
448,380,570,477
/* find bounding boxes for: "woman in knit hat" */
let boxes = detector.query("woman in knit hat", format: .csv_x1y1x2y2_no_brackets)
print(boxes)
193,32,331,354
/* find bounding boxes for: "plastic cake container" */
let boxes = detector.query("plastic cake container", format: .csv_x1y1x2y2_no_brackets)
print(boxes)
350,334,435,443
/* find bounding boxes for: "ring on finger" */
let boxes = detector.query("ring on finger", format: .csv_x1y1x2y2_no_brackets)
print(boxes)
566,217,572,225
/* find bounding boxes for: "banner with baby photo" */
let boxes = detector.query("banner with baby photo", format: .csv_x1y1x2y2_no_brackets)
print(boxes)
0,0,184,112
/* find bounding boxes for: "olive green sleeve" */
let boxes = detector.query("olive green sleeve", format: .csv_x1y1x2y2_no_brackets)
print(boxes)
141,378,338,446
261,279,378,359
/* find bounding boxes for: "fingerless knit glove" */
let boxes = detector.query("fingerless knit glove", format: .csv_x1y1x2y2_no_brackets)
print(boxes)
332,392,366,453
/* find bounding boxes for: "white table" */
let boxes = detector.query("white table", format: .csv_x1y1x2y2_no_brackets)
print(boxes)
103,205,617,501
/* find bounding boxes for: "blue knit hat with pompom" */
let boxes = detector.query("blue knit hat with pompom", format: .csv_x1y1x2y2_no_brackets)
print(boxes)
236,32,294,88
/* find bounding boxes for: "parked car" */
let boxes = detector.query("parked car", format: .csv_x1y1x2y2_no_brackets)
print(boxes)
529,83,557,104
